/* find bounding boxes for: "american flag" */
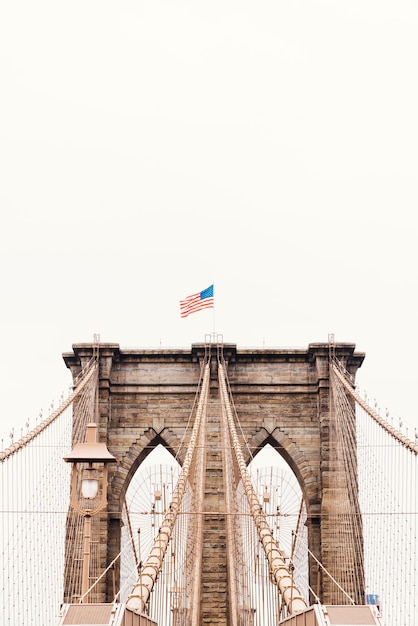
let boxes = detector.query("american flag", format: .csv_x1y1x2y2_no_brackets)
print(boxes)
180,284,214,318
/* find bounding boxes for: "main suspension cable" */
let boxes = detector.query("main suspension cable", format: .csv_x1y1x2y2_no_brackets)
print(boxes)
218,360,307,615
126,361,210,614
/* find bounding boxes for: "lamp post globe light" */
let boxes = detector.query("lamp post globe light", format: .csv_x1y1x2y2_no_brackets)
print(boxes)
64,423,116,603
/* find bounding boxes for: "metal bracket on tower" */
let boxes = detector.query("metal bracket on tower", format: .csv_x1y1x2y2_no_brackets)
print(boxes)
328,333,335,361
93,334,100,361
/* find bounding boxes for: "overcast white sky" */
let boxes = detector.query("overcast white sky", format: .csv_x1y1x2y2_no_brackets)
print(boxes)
1,1,417,445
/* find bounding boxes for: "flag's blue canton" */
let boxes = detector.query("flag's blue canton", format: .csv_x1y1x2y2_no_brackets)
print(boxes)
200,285,214,300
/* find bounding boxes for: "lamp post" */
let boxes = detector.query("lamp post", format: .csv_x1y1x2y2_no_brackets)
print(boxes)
169,581,181,626
64,422,116,602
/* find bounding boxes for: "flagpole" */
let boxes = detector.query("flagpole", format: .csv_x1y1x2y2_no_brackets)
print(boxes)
211,282,216,341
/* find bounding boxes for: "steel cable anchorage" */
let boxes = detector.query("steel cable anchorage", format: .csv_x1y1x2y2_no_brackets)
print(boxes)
218,361,307,615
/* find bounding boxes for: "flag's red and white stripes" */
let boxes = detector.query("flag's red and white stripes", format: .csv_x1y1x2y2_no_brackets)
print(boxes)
180,285,214,318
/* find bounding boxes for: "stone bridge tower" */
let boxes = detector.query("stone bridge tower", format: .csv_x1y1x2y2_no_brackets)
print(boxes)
63,340,365,615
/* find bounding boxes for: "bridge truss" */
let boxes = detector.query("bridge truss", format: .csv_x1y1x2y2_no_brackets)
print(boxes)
0,342,416,625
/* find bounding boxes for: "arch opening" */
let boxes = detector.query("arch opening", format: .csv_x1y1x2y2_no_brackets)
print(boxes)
248,444,310,605
118,444,310,615
120,444,181,604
